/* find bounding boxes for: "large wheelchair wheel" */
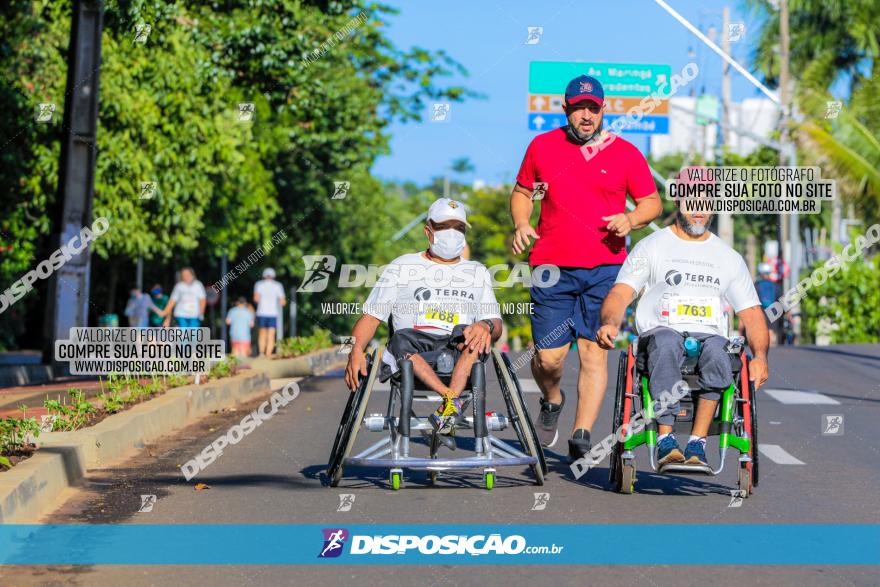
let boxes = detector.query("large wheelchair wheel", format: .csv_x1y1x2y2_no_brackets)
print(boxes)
492,349,546,484
611,346,636,493
327,348,382,486
609,349,628,491
737,354,759,495
750,378,759,487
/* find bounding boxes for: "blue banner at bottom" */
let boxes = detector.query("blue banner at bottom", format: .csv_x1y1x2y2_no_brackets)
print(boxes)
1,525,878,565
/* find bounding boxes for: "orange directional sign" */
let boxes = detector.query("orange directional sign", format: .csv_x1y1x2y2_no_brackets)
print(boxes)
528,94,562,112
527,94,668,114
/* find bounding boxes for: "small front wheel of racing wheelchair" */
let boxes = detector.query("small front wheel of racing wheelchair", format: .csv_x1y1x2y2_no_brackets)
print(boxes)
390,469,403,491
483,469,496,491
619,460,637,494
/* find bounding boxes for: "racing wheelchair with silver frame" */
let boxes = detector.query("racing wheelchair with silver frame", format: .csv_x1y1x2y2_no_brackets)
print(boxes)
608,333,759,496
327,343,547,490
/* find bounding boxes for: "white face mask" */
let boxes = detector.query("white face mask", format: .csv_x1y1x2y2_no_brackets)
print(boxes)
429,227,466,259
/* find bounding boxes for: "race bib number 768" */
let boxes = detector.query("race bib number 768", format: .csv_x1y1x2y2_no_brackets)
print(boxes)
416,306,462,332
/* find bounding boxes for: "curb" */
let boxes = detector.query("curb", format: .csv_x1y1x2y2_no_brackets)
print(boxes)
247,347,345,379
0,364,55,388
0,369,269,524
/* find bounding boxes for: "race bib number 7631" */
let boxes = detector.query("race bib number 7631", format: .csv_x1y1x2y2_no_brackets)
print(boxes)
666,296,721,327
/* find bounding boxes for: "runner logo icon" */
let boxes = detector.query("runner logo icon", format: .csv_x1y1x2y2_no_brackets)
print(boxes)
299,255,338,292
319,528,349,558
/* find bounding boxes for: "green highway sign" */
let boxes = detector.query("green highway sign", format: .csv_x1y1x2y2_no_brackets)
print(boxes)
695,94,720,126
528,61,672,96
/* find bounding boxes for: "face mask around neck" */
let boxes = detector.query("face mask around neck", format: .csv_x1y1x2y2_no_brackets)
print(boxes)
564,121,603,145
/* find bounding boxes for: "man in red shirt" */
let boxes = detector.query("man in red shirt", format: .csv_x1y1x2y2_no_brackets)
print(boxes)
510,75,662,462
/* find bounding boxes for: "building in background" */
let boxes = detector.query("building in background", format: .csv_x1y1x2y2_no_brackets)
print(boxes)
650,97,779,160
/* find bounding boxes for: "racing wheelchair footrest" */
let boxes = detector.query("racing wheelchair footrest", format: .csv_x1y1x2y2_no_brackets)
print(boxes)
658,462,714,476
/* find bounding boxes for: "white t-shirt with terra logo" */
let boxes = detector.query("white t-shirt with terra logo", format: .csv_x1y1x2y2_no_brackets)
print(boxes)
364,252,502,336
615,227,760,337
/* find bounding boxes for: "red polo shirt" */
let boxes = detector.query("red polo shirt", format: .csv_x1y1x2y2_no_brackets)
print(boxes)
516,128,656,268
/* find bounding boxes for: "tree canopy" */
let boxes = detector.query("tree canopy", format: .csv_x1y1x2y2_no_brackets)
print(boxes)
0,0,473,347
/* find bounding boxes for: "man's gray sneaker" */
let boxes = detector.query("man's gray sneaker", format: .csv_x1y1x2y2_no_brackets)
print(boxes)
568,428,591,462
536,390,565,448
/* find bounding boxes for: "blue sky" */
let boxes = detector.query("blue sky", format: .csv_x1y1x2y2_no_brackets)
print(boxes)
371,0,776,185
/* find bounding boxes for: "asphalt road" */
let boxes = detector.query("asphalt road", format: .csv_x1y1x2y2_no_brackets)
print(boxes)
3,344,879,586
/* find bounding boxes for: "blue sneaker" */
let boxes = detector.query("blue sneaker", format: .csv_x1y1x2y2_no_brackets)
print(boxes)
684,439,708,466
657,435,685,467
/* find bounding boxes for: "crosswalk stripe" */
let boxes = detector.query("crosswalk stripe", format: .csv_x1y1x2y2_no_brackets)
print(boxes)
759,444,806,465
516,378,541,393
763,388,840,405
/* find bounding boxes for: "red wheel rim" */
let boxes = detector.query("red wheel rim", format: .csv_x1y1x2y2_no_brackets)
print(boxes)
740,351,754,493
621,345,635,435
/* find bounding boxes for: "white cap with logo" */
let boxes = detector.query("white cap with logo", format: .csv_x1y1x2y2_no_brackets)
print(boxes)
427,198,471,227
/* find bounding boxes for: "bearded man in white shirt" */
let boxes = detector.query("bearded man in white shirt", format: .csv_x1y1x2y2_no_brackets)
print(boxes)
596,201,770,467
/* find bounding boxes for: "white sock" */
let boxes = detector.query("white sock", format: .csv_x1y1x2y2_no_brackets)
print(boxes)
658,433,673,442
688,435,707,445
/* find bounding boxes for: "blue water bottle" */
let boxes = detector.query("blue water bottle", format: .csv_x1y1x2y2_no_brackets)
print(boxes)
684,336,702,358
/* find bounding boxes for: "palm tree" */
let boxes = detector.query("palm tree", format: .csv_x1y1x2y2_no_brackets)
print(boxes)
750,0,879,93
750,0,880,212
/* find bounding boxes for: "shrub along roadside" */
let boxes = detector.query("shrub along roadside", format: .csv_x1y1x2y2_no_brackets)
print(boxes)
276,328,333,359
1,368,226,472
801,255,880,344
0,408,40,470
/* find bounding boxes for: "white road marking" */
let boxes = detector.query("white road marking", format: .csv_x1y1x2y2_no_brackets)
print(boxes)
517,378,541,393
759,444,806,465
763,388,840,405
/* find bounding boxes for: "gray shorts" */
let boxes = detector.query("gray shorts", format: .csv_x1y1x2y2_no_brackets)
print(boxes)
642,326,734,426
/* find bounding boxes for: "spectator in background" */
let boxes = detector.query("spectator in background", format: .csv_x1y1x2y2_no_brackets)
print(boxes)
226,297,255,358
254,268,286,357
755,262,783,344
754,263,778,308
124,288,157,327
161,267,207,328
148,284,169,327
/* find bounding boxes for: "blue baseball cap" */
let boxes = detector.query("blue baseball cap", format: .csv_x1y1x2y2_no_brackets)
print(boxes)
564,75,604,107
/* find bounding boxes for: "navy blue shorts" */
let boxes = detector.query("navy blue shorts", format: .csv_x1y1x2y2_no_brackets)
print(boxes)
256,315,277,328
529,264,621,349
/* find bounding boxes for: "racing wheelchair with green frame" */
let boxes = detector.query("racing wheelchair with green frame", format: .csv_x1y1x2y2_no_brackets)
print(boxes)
608,334,759,496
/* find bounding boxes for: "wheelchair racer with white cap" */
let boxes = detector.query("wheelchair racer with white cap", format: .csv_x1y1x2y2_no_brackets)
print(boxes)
596,200,770,468
344,198,502,437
